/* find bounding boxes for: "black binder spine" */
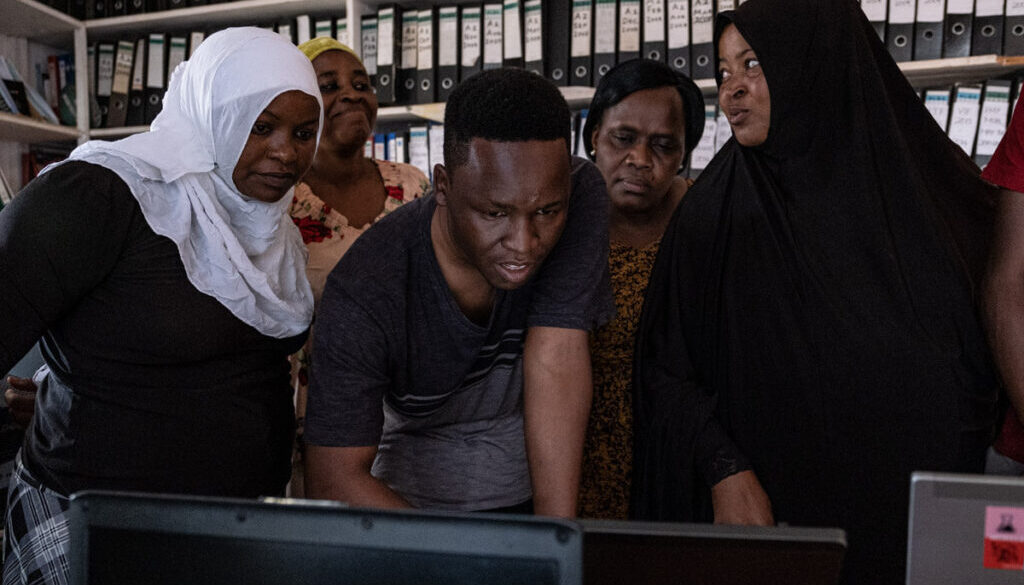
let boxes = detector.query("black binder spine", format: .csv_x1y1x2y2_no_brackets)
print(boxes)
1007,0,1024,55
593,0,617,84
105,39,133,127
375,4,399,105
569,0,593,86
690,0,713,80
361,15,379,88
126,37,146,126
943,0,973,57
667,0,690,76
524,0,545,76
643,0,667,62
69,0,88,20
144,33,165,124
913,0,945,60
399,9,419,105
972,0,1006,55
416,7,437,104
885,0,916,62
95,42,114,127
545,0,570,85
437,5,460,101
860,0,888,41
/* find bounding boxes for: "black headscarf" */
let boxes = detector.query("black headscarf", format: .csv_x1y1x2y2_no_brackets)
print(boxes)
631,0,998,583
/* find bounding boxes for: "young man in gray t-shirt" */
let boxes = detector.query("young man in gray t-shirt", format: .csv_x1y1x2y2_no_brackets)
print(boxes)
304,68,613,515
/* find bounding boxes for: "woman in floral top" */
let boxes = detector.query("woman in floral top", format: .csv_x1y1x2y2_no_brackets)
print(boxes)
289,38,429,496
578,59,705,519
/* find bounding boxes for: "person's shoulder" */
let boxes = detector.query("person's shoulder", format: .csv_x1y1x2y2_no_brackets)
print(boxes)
40,160,128,191
376,160,431,200
569,156,608,203
330,195,432,285
23,159,136,214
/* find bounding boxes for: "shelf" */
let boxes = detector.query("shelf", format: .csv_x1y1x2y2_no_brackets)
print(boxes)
85,0,345,38
0,112,79,143
1,0,82,49
692,55,1024,96
377,85,596,123
899,54,1024,87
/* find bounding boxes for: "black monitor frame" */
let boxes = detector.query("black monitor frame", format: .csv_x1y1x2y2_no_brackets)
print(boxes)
579,518,846,585
69,491,582,585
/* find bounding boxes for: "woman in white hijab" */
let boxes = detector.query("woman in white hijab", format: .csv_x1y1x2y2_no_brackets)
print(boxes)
0,27,321,585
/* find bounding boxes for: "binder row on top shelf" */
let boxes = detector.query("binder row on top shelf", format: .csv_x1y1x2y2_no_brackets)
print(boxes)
37,0,248,21
358,0,753,108
86,15,351,129
0,54,70,127
864,0,1024,62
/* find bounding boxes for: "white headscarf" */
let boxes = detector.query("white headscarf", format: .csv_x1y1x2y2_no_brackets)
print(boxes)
47,27,322,339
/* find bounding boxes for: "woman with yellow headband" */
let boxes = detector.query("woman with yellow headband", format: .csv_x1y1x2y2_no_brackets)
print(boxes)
289,37,429,496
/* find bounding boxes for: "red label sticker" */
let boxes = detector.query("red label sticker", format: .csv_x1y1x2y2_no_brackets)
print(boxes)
985,506,1024,570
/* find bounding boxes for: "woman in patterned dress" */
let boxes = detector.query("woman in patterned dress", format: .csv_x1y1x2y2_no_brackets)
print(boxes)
289,38,430,496
577,59,705,519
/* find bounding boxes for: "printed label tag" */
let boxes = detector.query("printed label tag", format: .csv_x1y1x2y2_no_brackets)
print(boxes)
984,506,1024,571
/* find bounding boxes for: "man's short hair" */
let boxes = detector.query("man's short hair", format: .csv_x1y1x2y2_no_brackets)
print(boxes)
443,68,572,171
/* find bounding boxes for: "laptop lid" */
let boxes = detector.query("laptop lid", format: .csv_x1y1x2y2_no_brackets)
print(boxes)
907,471,1024,585
68,491,582,585
579,518,846,585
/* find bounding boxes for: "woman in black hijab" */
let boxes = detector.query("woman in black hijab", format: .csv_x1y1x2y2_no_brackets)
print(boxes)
632,0,998,582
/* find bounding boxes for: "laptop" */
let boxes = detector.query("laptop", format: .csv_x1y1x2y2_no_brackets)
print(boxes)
907,471,1024,585
579,518,846,585
68,491,582,585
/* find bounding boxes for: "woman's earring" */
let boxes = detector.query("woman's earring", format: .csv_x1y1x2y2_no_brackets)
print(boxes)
589,149,596,157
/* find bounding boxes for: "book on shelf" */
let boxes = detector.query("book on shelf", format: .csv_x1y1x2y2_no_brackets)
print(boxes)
0,57,60,126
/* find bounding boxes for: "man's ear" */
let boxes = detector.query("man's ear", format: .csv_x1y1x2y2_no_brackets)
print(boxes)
433,164,450,206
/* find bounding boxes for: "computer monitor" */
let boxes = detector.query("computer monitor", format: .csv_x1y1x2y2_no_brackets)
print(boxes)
579,518,846,585
906,471,1024,585
68,491,582,585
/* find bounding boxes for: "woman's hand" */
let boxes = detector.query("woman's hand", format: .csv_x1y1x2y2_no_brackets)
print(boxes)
711,469,775,526
4,376,38,429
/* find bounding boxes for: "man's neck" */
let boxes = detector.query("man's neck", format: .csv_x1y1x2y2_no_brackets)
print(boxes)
430,206,495,325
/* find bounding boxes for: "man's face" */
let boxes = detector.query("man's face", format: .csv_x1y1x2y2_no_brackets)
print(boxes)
435,138,571,290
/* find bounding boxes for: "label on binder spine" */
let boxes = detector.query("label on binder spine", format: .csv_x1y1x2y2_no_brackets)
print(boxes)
571,1,592,57
525,0,543,62
595,0,616,54
668,0,690,49
691,0,714,44
620,0,641,53
889,0,914,24
440,7,459,66
462,7,482,67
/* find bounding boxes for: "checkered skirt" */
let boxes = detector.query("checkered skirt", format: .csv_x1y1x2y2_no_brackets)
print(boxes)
1,454,69,585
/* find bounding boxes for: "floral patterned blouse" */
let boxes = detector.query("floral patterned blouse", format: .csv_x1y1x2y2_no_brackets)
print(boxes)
288,159,429,496
578,239,662,519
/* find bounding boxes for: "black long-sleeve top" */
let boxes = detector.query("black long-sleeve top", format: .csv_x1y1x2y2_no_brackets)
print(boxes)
0,161,305,497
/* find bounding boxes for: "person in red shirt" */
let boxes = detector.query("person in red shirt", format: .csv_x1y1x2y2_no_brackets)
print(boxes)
981,97,1024,475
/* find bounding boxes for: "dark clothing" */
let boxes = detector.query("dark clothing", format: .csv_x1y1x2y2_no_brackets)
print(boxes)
0,162,304,498
306,156,613,511
632,2,998,584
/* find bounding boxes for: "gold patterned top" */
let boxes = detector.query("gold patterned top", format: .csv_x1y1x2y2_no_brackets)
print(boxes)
578,239,662,519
